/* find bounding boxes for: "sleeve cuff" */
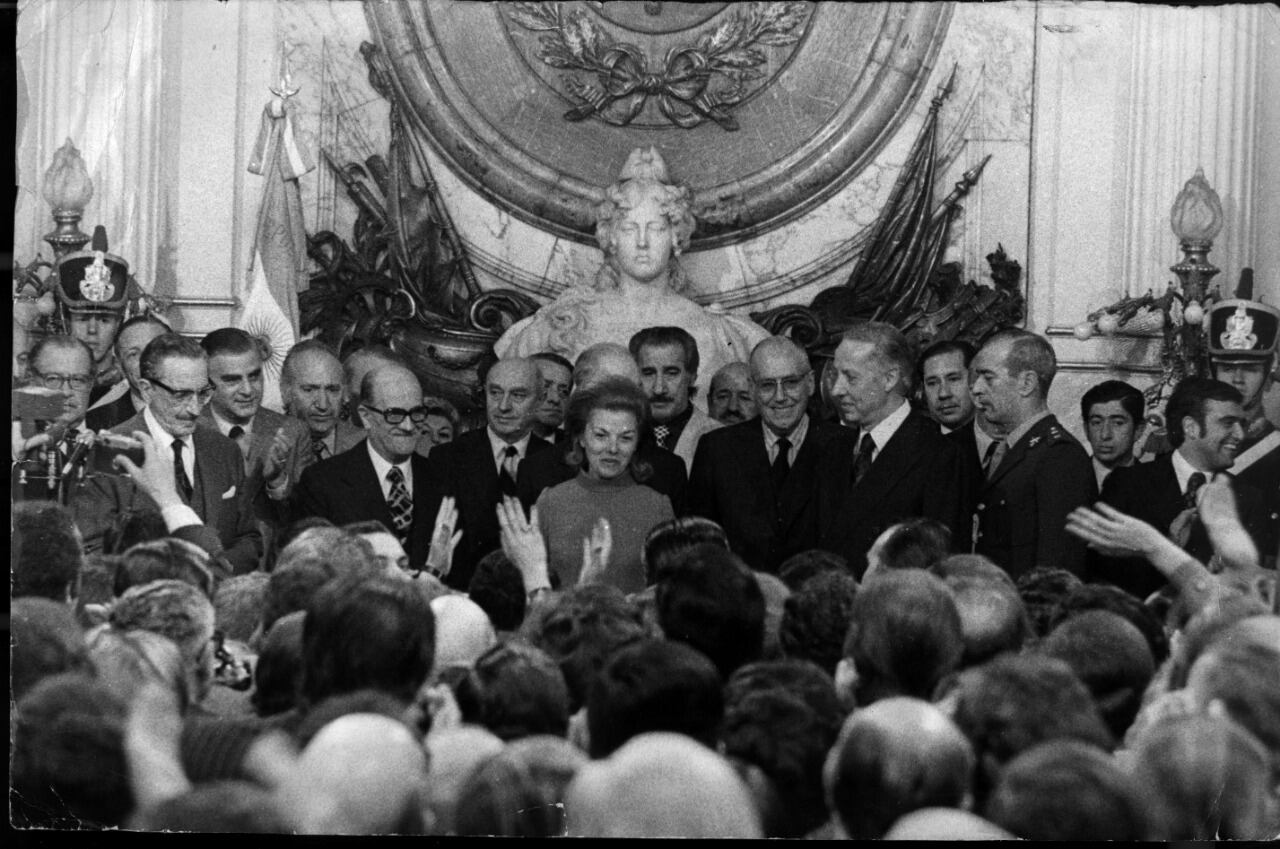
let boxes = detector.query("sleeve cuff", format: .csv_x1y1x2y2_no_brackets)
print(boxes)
161,503,203,532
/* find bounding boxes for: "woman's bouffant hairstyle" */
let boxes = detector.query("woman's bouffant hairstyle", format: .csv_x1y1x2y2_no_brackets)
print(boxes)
561,377,652,482
593,148,696,293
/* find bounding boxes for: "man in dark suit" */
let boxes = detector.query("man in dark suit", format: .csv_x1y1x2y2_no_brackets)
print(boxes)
816,323,966,577
1089,377,1269,597
70,334,263,576
691,337,854,573
518,342,688,514
199,328,312,560
918,338,1005,519
281,341,365,468
424,358,553,589
293,362,444,571
969,329,1095,579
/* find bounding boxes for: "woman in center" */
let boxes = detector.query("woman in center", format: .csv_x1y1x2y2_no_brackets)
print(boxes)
535,377,675,593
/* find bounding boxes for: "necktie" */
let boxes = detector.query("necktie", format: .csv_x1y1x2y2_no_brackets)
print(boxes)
1185,471,1207,509
499,445,519,496
984,439,1007,480
173,439,194,502
386,466,413,537
312,438,329,462
228,425,249,465
851,433,875,487
653,424,671,450
770,436,792,492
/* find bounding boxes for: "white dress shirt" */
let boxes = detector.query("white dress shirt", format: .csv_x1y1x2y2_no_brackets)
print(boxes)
865,400,912,463
488,427,532,476
1171,448,1222,495
141,405,202,531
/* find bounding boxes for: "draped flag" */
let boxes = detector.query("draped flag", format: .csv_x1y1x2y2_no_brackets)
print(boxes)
236,100,315,412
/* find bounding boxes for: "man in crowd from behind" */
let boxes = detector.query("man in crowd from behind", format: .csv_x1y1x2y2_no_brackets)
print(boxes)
969,328,1095,578
71,333,263,575
818,323,966,576
86,314,171,430
517,342,688,515
630,326,722,472
707,361,758,425
1206,291,1280,562
201,328,311,555
531,352,574,441
281,341,364,465
691,336,855,573
1081,379,1146,490
1091,376,1269,598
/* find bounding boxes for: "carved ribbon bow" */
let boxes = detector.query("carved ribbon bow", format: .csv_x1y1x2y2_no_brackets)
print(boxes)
565,45,741,130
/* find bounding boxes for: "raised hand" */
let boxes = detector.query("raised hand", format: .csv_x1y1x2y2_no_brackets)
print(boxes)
578,516,612,586
115,430,182,509
262,425,293,484
497,496,550,593
1065,501,1167,559
425,496,463,578
1196,477,1259,571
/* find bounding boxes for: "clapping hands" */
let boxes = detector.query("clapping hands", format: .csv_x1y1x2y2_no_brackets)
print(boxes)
425,496,463,578
497,496,551,593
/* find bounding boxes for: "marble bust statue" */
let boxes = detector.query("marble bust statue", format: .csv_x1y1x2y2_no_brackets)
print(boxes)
494,147,769,412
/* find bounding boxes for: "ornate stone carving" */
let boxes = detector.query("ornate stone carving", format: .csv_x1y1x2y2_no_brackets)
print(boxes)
506,1,810,130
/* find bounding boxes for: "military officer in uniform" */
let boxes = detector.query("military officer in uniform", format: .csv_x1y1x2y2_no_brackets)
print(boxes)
969,328,1096,578
54,225,130,412
1206,283,1280,565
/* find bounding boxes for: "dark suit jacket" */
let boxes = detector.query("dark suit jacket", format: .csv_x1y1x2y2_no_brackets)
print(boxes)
517,439,688,517
974,414,1095,580
689,417,855,573
70,412,264,576
86,388,141,431
423,429,553,590
944,418,984,524
292,439,443,570
816,410,967,578
1090,452,1270,598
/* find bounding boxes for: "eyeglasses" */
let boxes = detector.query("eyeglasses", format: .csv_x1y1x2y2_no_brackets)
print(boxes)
363,404,430,425
32,371,94,391
755,372,812,398
147,375,214,406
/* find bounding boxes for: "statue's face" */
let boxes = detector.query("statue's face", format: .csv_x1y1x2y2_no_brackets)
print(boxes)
610,192,674,285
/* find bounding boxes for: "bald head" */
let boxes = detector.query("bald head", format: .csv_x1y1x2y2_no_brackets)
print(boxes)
884,808,1015,841
825,697,974,840
708,361,757,424
430,595,498,673
566,732,761,838
573,343,641,390
485,358,543,441
287,713,429,834
423,724,506,834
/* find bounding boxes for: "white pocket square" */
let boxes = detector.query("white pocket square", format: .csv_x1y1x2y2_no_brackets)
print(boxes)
221,486,237,500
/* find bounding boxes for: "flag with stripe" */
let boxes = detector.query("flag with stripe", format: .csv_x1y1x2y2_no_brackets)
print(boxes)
237,101,314,412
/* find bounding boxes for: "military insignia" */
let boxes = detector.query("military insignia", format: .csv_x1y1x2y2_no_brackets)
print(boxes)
79,251,113,302
1220,304,1258,351
1029,436,1041,448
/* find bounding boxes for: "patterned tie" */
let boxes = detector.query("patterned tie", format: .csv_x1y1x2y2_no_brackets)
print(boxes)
1184,471,1207,509
312,438,329,462
386,466,413,537
851,433,875,487
653,424,671,450
499,445,519,497
984,439,1007,480
770,436,792,492
173,439,194,502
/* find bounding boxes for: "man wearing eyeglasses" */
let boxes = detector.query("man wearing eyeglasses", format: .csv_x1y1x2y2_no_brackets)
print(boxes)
70,333,263,576
12,335,98,502
292,362,447,574
689,337,856,572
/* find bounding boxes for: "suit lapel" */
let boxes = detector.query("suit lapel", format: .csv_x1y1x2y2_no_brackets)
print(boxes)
854,415,925,500
984,416,1051,490
349,443,396,529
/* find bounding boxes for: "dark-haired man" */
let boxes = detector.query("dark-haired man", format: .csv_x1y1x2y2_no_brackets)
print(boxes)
970,329,1094,578
1089,376,1269,597
1081,380,1146,490
630,326,722,472
86,313,171,430
531,352,574,441
71,333,263,575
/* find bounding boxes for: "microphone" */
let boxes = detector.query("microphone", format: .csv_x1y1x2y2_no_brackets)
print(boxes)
60,429,99,477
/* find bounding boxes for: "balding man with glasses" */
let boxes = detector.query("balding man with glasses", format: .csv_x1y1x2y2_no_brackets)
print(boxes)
70,333,263,576
689,337,856,573
292,363,450,575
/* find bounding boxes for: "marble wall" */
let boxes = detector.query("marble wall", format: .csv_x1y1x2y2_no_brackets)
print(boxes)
13,1,1280,431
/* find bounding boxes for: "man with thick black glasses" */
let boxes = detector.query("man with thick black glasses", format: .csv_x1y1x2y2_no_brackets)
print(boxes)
70,333,263,576
292,362,452,575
